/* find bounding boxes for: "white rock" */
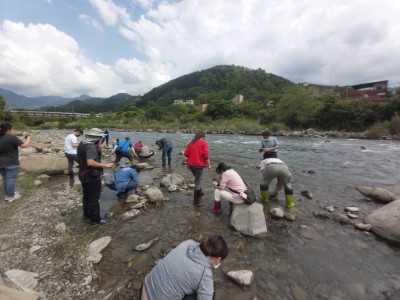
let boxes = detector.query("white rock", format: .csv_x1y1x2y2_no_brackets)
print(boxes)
355,223,372,231
347,213,358,219
226,270,254,286
55,222,66,232
33,180,42,186
270,207,284,218
5,269,39,290
144,187,164,203
188,184,195,189
125,194,140,203
231,203,267,236
86,236,112,264
131,202,144,209
345,206,360,212
123,209,140,220
81,275,93,286
134,237,159,251
28,246,42,254
326,205,335,212
168,185,177,192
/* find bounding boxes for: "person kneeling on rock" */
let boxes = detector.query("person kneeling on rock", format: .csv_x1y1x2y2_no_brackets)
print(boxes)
114,165,140,198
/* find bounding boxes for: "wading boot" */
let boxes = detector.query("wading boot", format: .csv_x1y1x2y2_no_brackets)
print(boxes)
194,190,202,207
210,201,222,215
285,194,295,208
260,184,269,204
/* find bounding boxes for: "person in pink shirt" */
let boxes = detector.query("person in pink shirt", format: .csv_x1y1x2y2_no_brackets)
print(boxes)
210,162,247,215
184,130,211,206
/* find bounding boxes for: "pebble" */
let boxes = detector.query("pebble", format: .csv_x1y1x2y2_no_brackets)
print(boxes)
270,207,284,218
300,190,313,199
134,237,159,251
355,223,372,231
345,206,360,212
326,205,335,212
347,213,358,219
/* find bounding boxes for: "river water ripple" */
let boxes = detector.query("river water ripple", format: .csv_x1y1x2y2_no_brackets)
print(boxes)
76,132,400,300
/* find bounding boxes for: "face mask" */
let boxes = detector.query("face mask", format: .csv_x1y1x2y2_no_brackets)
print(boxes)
213,262,221,269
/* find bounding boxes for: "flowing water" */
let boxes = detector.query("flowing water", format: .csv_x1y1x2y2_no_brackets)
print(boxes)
72,132,400,300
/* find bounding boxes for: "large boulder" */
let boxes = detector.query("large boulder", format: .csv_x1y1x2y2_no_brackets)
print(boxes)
19,147,37,156
364,200,400,242
160,173,185,188
20,154,67,175
355,186,398,203
230,203,267,236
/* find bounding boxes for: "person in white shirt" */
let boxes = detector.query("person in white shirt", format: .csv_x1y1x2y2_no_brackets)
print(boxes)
64,128,83,178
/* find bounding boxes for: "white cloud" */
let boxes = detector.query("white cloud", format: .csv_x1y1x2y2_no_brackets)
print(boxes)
88,0,131,26
79,14,103,31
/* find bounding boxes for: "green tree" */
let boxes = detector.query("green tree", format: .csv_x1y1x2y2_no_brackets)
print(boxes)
277,86,322,129
0,95,5,120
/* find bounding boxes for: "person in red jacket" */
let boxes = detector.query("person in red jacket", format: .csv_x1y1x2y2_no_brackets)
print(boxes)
184,131,211,206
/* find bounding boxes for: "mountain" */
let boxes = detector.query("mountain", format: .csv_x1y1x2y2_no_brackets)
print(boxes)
0,87,75,109
139,65,293,107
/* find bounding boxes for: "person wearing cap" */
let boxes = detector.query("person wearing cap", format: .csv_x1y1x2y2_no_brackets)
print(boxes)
259,130,279,159
259,157,294,208
155,137,173,167
114,137,137,166
77,128,114,225
64,128,83,178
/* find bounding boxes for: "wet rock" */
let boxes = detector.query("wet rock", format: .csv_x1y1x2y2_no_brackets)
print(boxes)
270,207,284,218
284,212,296,221
355,223,372,231
326,205,336,212
355,186,398,203
347,213,358,219
125,194,140,203
5,269,39,290
230,203,267,236
345,206,359,212
86,236,112,264
122,209,140,220
144,187,164,203
226,270,253,286
131,202,144,209
134,237,159,252
364,200,400,242
334,213,351,225
160,173,185,188
300,190,313,199
298,225,315,239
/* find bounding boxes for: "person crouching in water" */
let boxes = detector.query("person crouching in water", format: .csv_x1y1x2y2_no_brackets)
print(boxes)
141,234,228,300
211,163,247,215
260,157,295,208
114,165,140,198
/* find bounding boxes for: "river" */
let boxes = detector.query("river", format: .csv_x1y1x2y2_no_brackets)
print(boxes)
73,132,400,300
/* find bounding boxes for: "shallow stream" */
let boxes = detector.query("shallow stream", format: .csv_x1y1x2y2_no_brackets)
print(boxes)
72,132,400,299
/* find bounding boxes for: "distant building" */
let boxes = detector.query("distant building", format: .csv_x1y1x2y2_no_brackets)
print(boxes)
266,101,275,108
345,80,390,101
232,95,244,104
302,83,337,97
173,99,194,105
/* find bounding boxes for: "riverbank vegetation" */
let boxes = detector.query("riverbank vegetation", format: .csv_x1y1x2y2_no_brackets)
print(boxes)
1,65,400,136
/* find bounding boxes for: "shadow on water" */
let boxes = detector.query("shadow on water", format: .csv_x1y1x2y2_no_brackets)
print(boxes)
66,133,400,299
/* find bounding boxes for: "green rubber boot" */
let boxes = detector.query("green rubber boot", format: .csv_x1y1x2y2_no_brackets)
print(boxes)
260,190,269,204
285,194,295,208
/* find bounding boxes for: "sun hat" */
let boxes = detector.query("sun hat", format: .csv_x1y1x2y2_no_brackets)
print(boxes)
85,128,105,143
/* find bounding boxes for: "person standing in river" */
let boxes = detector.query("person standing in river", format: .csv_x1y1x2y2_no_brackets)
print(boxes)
184,130,211,207
0,123,31,202
77,128,114,225
260,157,294,208
103,128,110,146
141,234,228,300
64,128,83,178
155,137,173,167
259,130,279,159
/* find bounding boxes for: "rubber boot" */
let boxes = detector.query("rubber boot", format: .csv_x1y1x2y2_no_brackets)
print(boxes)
194,190,202,207
285,194,295,208
162,159,166,167
260,184,269,204
210,201,222,215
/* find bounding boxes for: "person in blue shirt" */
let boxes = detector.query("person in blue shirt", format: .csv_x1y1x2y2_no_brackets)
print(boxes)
114,165,140,198
114,137,137,166
103,128,110,146
259,130,279,159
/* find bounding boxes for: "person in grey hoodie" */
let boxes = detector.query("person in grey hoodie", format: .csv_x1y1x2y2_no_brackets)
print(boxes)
142,235,228,300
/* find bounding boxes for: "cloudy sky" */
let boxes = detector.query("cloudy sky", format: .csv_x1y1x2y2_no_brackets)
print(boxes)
0,0,399,98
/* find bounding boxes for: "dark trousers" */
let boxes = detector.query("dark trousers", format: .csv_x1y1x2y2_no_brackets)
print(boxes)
65,153,78,173
189,167,204,191
115,151,133,164
81,177,102,222
263,152,278,159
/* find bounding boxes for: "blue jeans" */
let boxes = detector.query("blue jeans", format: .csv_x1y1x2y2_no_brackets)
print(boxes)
0,165,20,197
162,143,173,166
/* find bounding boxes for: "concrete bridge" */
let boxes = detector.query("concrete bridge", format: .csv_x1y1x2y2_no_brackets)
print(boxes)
9,110,103,118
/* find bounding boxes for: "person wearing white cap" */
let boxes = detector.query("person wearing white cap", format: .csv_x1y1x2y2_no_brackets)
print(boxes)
77,128,114,225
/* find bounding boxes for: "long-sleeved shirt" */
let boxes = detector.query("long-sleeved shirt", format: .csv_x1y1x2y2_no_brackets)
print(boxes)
184,139,209,167
218,169,246,199
144,239,214,300
114,167,139,192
